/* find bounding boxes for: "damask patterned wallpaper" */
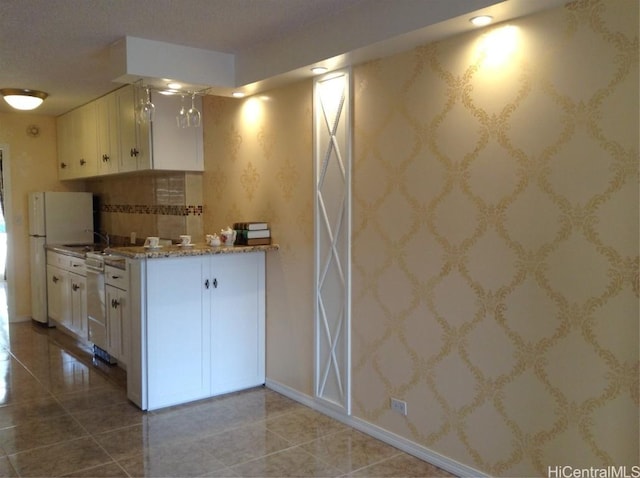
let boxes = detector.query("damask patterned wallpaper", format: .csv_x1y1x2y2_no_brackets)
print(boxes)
201,0,638,475
351,0,638,475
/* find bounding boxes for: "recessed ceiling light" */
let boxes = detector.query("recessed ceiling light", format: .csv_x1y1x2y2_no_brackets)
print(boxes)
167,82,182,89
311,66,328,75
470,15,493,27
232,92,245,98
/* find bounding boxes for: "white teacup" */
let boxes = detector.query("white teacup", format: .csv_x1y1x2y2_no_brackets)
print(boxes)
179,235,191,245
146,236,160,248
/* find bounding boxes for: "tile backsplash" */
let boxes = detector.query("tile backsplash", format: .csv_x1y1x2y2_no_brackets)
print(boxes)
86,171,203,244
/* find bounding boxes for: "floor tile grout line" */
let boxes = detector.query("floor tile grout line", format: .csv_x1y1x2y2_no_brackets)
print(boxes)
83,433,134,478
296,443,351,476
4,457,19,478
276,428,393,476
0,357,98,460
222,441,312,473
342,450,406,476
5,431,129,477
6,434,96,460
124,400,305,452
64,459,132,478
228,421,348,473
4,337,119,405
257,415,411,476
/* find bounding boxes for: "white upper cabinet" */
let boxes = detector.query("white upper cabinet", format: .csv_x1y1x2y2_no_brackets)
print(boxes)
77,102,98,178
116,85,149,173
56,102,98,179
96,93,120,176
148,91,204,172
57,85,203,180
56,113,74,180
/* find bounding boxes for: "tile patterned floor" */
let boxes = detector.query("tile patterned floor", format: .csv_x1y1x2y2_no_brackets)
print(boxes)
0,320,455,477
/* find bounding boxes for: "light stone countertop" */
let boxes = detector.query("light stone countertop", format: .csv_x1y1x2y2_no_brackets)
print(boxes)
108,243,279,260
46,244,98,259
46,243,279,261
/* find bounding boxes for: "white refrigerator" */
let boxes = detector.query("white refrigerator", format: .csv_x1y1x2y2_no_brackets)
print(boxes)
29,192,94,324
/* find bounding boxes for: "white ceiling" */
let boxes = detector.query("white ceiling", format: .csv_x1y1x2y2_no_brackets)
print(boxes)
0,0,567,116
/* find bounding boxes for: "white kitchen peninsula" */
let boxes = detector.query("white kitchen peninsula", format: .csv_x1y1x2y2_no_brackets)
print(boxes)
117,244,277,410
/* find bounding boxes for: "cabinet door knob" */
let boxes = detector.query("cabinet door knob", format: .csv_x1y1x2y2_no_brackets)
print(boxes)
52,276,59,283
213,278,218,289
79,159,86,166
60,162,67,169
111,299,120,309
205,279,210,289
130,148,139,157
102,154,110,162
72,283,79,291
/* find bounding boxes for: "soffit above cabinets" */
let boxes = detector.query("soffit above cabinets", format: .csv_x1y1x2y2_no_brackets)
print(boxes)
0,0,569,115
109,37,235,94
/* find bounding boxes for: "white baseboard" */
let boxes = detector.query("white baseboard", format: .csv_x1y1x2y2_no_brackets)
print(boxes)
265,378,488,478
10,315,32,323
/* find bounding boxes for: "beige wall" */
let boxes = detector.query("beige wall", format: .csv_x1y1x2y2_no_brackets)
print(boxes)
202,0,638,476
0,113,84,320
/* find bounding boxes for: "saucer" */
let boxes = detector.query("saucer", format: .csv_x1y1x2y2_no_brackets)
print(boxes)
144,245,163,249
178,243,194,248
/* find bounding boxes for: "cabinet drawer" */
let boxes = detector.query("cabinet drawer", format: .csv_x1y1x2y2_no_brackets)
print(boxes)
68,256,86,275
105,265,128,290
46,251,86,275
47,251,66,268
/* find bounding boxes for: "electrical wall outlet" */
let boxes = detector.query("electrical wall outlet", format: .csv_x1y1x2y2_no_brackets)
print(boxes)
390,397,407,416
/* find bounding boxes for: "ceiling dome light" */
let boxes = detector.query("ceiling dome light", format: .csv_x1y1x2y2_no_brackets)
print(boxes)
0,88,48,110
470,15,493,27
311,66,328,75
232,92,245,98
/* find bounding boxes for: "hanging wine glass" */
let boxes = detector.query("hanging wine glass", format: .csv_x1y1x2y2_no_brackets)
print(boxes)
176,95,189,128
187,93,201,127
139,87,155,123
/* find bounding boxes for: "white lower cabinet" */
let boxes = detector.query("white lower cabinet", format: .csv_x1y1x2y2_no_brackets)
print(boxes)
46,265,67,324
130,252,265,410
69,273,87,338
46,252,88,339
209,253,265,396
105,265,130,366
145,256,210,409
106,286,129,364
